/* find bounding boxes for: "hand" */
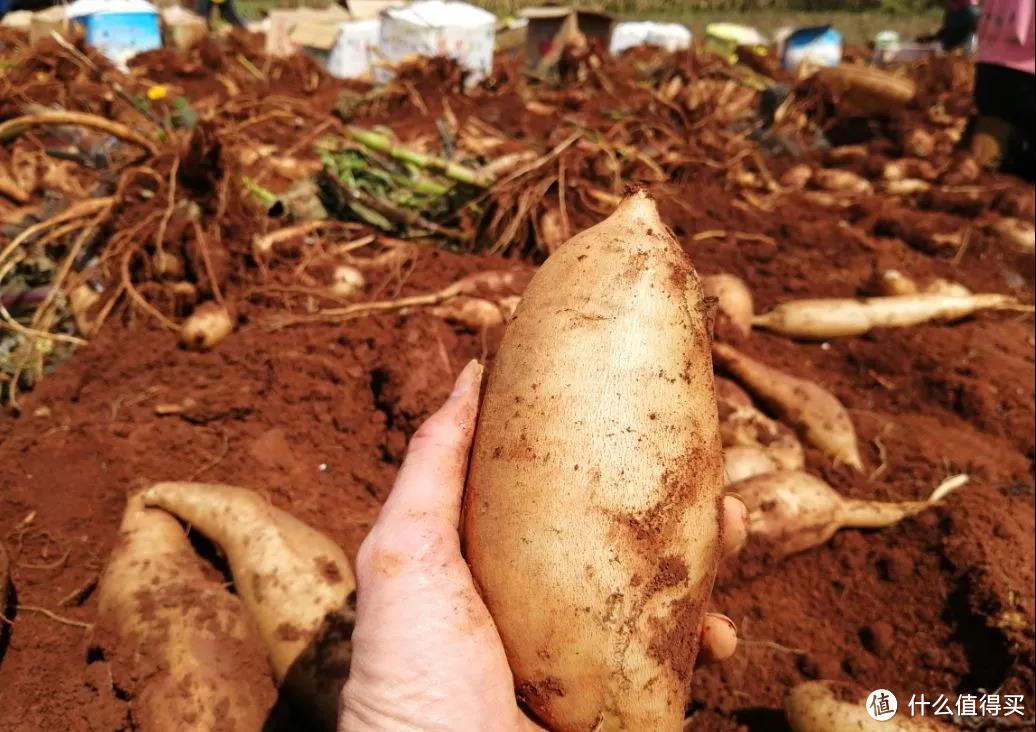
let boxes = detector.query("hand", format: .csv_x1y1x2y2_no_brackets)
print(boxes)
340,360,748,732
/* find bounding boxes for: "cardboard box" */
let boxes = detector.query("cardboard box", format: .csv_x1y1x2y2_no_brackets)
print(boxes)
346,0,403,20
495,17,528,53
377,1,497,86
161,6,207,52
1,10,33,32
610,21,691,55
265,5,351,58
519,6,613,71
29,6,69,45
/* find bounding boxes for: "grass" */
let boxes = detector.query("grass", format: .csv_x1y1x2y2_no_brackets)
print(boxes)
235,0,941,45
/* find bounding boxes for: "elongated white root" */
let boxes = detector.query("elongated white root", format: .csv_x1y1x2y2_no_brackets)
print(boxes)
787,681,945,731
733,471,967,559
713,342,863,470
95,495,275,731
753,293,1030,340
141,482,355,730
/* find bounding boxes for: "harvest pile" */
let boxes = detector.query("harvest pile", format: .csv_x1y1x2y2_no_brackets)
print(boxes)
0,22,1033,732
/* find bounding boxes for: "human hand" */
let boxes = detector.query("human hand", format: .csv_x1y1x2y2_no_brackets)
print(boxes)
340,360,747,732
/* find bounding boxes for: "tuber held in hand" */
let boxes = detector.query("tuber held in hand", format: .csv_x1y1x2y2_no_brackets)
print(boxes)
463,192,725,731
786,681,944,731
94,495,276,732
732,470,967,560
141,482,356,731
752,293,1030,340
712,342,863,471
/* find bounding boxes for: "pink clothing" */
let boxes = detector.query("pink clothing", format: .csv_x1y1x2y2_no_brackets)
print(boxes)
977,0,1036,75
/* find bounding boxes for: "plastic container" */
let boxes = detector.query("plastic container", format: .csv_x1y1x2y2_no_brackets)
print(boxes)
781,25,842,70
66,0,161,69
609,21,691,55
704,22,768,64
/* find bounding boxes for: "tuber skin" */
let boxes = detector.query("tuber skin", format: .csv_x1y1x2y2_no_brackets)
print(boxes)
428,295,507,330
702,273,754,340
463,192,726,731
712,342,862,471
724,445,778,484
813,169,872,195
330,265,366,298
787,681,944,732
141,482,356,731
877,269,918,296
718,402,805,472
878,270,970,298
990,217,1036,255
753,293,1028,340
715,376,753,409
779,164,813,190
94,495,276,732
180,301,234,350
731,470,966,560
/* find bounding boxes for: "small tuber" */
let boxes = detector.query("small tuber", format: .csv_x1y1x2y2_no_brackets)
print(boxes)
733,470,967,560
813,169,872,195
180,301,233,350
330,264,366,298
142,482,356,730
703,273,754,339
713,342,862,470
724,445,778,484
94,495,275,732
989,217,1036,255
428,295,506,330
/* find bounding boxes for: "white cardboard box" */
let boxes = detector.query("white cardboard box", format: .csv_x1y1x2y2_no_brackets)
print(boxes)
328,18,381,79
377,1,496,86
610,21,691,55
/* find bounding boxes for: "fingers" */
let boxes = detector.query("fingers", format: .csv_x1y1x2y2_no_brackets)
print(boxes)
722,494,748,558
697,613,738,666
374,359,484,532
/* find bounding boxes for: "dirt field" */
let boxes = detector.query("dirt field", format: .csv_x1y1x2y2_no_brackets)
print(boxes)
0,27,1033,731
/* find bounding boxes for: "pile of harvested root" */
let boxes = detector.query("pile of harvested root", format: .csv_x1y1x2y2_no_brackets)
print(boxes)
2,29,1032,408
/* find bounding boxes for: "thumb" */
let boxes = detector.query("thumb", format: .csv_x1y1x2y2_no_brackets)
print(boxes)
375,359,484,531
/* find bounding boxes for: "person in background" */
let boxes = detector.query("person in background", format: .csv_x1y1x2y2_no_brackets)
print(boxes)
921,0,982,51
970,0,1035,179
194,0,246,28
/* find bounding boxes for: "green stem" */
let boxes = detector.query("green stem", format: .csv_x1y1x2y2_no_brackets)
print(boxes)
349,127,495,188
241,176,278,206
